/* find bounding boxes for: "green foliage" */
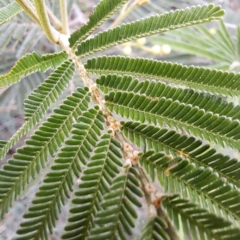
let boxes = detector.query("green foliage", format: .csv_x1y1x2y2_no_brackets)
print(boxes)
97,75,240,120
16,107,104,240
69,0,128,49
0,60,75,160
0,2,22,26
121,121,240,187
105,91,240,151
76,4,224,58
163,195,240,240
85,56,240,96
151,19,237,70
63,134,123,239
0,51,68,87
0,1,240,240
0,87,90,218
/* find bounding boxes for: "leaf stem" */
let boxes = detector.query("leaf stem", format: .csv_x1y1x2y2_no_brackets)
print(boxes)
33,0,59,43
46,6,62,31
60,0,69,34
15,0,40,25
110,0,149,29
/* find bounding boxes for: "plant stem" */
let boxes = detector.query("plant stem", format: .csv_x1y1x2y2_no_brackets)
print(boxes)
33,0,59,43
60,0,69,35
110,0,140,29
47,6,62,31
15,0,40,25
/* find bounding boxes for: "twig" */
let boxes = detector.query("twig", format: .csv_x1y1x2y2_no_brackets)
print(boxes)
15,0,40,25
46,7,62,31
60,0,69,34
33,0,59,43
110,0,149,29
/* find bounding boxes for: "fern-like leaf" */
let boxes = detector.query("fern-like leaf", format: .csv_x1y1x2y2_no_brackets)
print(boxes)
163,195,240,240
139,216,170,240
105,92,240,151
140,151,240,222
69,0,127,49
88,167,143,240
97,75,240,121
76,4,224,57
0,87,90,218
85,56,240,96
0,51,67,87
121,121,240,188
0,60,75,160
63,134,123,240
16,107,105,240
0,2,22,26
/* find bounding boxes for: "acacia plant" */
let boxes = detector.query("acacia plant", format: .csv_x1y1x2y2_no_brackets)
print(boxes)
1,0,240,239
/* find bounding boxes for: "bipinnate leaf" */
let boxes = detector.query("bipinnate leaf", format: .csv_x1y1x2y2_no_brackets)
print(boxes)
69,0,128,49
121,121,240,188
0,87,90,218
88,167,143,240
85,56,240,96
63,134,123,239
140,152,240,222
163,195,240,240
76,4,224,57
0,51,68,88
16,107,105,239
0,2,22,26
0,61,75,160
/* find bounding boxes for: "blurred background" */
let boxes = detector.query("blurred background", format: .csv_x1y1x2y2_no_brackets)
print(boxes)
0,0,240,239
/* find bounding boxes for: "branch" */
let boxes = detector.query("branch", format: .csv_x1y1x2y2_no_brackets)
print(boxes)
110,0,149,29
33,0,59,43
47,6,62,31
15,0,40,25
60,0,69,34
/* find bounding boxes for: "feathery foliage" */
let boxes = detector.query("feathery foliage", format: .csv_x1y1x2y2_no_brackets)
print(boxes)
69,0,128,49
0,87,90,218
86,56,240,96
105,91,240,151
140,152,240,222
121,121,240,188
16,107,105,240
0,1,240,239
139,216,170,240
0,60,75,160
0,51,68,87
87,167,143,240
76,4,224,57
163,195,240,240
97,75,240,120
63,134,123,240
0,2,22,26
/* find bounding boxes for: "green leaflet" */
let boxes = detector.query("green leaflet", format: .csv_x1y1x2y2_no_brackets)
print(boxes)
63,134,123,240
88,168,143,240
151,21,236,65
16,108,105,240
105,92,240,151
69,0,127,49
85,56,240,96
0,51,68,87
76,4,224,57
0,61,75,161
163,195,240,240
121,121,240,188
0,87,90,218
139,217,170,240
0,2,22,26
97,75,240,121
140,152,240,222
